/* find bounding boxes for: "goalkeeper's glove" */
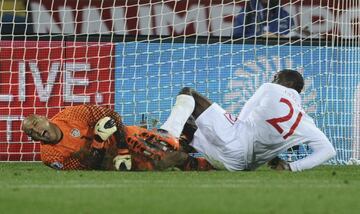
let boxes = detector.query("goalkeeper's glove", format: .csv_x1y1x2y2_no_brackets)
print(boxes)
113,155,132,171
94,117,117,142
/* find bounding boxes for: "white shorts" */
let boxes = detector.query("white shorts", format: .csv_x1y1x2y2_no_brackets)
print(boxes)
190,103,249,171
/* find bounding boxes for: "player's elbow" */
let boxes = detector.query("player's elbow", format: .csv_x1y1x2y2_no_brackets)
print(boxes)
327,144,337,160
322,141,336,161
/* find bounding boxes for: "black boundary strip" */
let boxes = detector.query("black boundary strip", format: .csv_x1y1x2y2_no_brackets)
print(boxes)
0,34,358,47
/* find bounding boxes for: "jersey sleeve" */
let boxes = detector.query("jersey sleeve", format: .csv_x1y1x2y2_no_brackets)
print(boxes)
81,105,127,149
85,105,128,150
41,145,87,170
289,129,336,172
84,105,123,128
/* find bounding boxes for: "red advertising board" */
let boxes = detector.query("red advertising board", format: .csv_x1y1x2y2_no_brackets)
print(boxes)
28,0,359,38
0,41,114,161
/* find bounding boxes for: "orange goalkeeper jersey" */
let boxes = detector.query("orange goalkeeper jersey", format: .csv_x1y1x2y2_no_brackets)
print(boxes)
40,105,122,170
40,105,212,171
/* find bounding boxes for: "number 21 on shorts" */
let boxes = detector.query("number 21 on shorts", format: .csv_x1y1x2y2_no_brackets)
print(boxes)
266,98,303,140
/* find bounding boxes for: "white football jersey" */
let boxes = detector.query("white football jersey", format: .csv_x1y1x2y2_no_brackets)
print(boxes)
191,83,335,171
239,83,334,170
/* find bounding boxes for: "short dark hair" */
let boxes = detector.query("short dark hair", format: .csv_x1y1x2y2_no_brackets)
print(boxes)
274,69,304,93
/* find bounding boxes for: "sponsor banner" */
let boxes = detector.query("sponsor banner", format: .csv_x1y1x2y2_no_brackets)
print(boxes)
115,42,359,162
29,0,359,38
0,41,114,160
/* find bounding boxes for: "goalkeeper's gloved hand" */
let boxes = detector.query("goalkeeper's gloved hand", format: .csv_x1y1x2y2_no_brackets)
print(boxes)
113,155,132,171
94,117,117,142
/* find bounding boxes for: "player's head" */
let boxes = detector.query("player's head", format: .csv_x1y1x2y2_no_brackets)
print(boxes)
272,69,304,93
22,114,62,144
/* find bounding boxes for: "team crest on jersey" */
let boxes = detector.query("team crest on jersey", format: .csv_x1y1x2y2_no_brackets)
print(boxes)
70,128,81,138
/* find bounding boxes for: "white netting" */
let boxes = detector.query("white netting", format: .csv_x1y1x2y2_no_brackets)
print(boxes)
0,0,359,164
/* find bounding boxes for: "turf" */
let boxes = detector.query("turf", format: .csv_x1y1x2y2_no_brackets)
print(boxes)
1,163,360,214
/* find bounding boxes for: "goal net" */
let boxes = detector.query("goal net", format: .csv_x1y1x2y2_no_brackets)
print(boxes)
0,0,359,164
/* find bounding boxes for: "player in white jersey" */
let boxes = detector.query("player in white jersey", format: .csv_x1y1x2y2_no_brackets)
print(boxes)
161,69,336,171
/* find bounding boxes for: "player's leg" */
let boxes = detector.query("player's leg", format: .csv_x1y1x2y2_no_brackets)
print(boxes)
180,156,214,171
178,87,212,119
161,87,212,138
177,116,197,153
181,116,197,141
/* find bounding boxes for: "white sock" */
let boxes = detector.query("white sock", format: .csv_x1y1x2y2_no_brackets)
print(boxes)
161,94,195,138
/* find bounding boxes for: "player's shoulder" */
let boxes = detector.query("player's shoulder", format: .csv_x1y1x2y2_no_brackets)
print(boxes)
259,83,276,88
261,83,302,106
51,105,91,121
63,105,91,113
258,83,298,100
259,83,298,94
257,83,281,93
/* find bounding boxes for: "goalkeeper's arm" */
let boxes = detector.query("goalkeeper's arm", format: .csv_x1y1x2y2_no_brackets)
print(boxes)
93,116,133,171
89,105,129,156
94,116,117,142
86,105,123,129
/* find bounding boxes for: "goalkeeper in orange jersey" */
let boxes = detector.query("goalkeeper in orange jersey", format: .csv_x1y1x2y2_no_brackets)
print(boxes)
21,104,213,171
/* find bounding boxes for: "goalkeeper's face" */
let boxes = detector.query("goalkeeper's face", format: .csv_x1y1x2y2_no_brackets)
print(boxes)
22,115,62,144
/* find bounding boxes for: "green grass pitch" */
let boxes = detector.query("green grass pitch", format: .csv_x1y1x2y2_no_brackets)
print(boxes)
1,163,360,214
